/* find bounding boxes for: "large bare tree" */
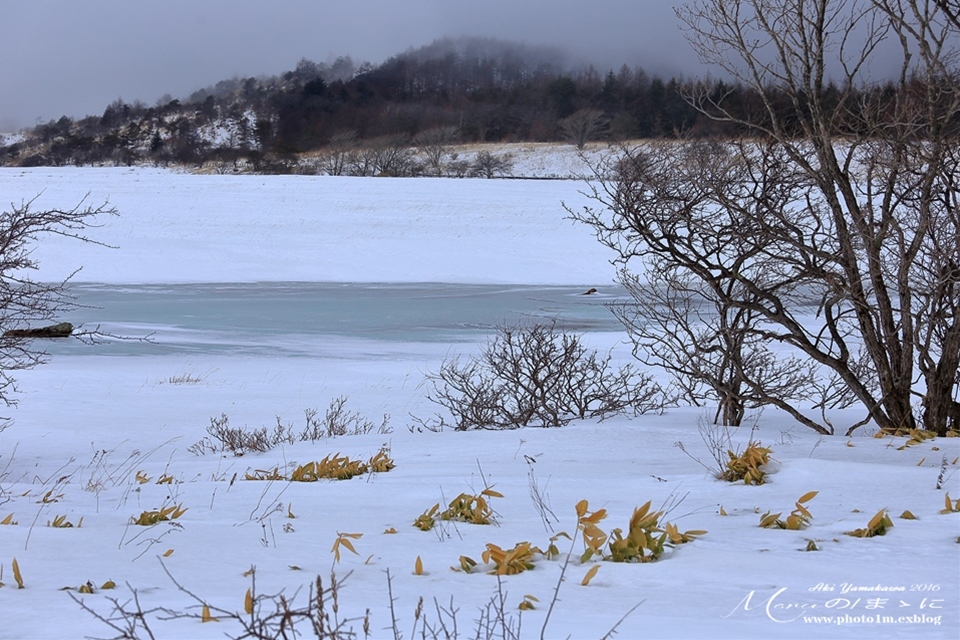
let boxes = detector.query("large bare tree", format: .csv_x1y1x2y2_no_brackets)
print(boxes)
575,0,959,435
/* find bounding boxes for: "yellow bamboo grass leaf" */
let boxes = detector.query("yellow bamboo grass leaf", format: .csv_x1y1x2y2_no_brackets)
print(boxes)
576,499,590,517
414,556,424,575
133,504,188,526
794,503,812,520
201,604,218,622
942,494,960,514
576,500,609,561
900,510,918,520
798,491,819,504
163,549,174,557
581,565,600,586
287,504,295,519
917,457,926,466
78,583,95,594
332,532,362,562
41,490,63,503
483,542,540,575
481,488,504,499
718,505,727,516
135,470,150,484
384,527,397,534
458,555,477,573
245,468,285,481
544,531,570,559
845,509,893,537
519,595,538,610
581,509,608,525
367,449,395,473
759,511,783,528
413,504,439,531
12,558,24,589
1,514,16,525
101,580,116,590
244,588,253,615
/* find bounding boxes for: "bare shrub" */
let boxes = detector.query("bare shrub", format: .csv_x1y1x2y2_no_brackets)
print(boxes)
72,564,365,639
73,560,639,639
301,396,391,440
419,321,665,430
188,413,295,456
190,398,391,456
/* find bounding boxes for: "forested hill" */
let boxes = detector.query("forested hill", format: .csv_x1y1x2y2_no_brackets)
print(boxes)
0,36,902,173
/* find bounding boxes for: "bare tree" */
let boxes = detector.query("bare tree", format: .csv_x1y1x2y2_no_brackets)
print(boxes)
613,263,845,430
583,141,855,434
347,133,416,177
319,129,358,176
0,196,117,425
469,150,513,178
558,109,609,150
575,0,960,435
413,126,459,176
935,0,959,27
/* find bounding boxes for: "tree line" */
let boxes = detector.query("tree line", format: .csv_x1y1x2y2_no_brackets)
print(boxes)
2,35,945,171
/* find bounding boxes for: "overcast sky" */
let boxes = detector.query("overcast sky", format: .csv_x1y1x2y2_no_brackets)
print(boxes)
0,0,704,131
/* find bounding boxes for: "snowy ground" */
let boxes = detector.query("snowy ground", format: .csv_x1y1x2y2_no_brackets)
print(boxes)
0,167,957,639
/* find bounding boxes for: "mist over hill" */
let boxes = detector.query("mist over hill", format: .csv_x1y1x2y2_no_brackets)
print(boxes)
0,36,905,173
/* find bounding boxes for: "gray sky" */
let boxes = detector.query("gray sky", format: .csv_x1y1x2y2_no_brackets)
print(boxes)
0,0,700,131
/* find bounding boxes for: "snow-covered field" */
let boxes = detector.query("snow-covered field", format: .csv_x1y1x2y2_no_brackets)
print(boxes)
0,167,957,639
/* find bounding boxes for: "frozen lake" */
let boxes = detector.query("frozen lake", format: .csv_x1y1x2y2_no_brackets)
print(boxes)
14,281,636,461
52,282,628,357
